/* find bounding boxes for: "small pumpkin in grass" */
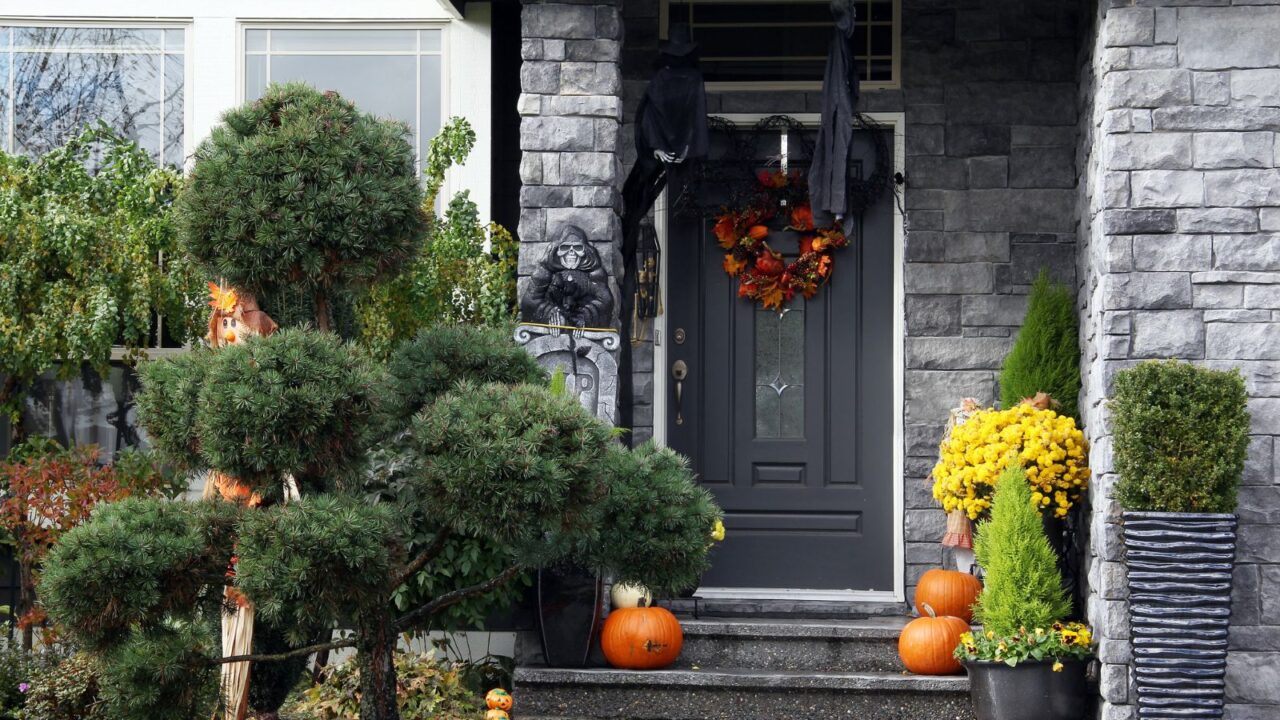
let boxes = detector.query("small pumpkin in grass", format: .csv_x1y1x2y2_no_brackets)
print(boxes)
601,606,684,670
486,688,513,711
913,568,982,623
898,604,969,676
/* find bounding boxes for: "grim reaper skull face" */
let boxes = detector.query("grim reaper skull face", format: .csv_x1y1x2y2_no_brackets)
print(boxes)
557,236,588,270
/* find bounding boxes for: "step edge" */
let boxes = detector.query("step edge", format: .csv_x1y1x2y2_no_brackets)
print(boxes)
514,667,970,692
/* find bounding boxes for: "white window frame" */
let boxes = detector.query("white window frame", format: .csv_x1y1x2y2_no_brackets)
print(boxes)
0,18,194,167
237,20,451,172
659,0,902,92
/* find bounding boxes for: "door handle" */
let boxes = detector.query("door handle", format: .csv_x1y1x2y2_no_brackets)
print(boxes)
672,360,688,426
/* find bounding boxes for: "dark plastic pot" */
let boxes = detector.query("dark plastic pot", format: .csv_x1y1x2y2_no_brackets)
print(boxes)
536,566,603,668
964,659,1090,720
1122,511,1236,720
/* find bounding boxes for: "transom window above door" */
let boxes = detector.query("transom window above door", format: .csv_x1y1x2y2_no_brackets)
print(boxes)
244,27,443,172
0,25,186,163
662,0,899,90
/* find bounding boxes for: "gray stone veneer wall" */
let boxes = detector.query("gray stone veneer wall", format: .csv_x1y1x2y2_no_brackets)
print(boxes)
616,0,1082,597
518,0,625,319
1077,3,1280,720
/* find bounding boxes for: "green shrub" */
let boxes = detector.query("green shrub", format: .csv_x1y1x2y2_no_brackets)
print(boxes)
0,643,62,719
973,465,1072,637
96,624,218,720
1112,360,1250,513
285,651,482,720
386,325,546,427
587,443,722,596
21,652,107,720
177,83,426,331
999,270,1080,419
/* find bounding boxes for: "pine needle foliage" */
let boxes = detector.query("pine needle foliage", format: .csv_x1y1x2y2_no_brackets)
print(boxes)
589,443,723,595
1112,361,1249,513
999,270,1080,419
386,324,546,428
177,83,426,330
973,465,1072,637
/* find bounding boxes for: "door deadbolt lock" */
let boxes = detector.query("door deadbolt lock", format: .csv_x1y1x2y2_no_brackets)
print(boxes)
674,328,687,345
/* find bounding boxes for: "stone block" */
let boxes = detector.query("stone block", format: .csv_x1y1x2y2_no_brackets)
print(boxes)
905,370,996,423
1104,209,1177,234
518,208,546,244
905,295,961,336
519,186,572,208
572,186,616,208
1234,69,1280,107
1251,397,1280,434
1194,132,1275,169
907,156,967,190
944,232,1009,263
521,38,544,61
1207,322,1280,359
1100,663,1129,705
945,82,1076,126
1154,106,1280,132
968,157,1009,188
1132,110,1154,134
1229,625,1280,653
1154,6,1177,44
1205,309,1271,323
1002,242,1076,288
1132,234,1212,271
517,93,541,117
1227,651,1280,704
1179,6,1280,70
519,116,595,152
905,542,943,566
905,337,1015,370
1009,146,1076,188
543,94,622,119
594,118,619,152
564,39,620,63
1192,72,1232,107
905,231,945,262
1103,69,1193,109
1263,208,1280,231
519,153,544,185
521,3,597,40
906,124,944,156
561,62,620,95
1131,310,1206,358
1129,170,1205,207
904,508,948,543
1195,270,1280,284
1205,169,1280,207
1103,272,1194,310
1245,284,1280,308
1130,46,1178,70
520,61,560,95
1104,109,1132,134
1100,703,1134,720
1104,7,1155,46
543,39,566,62
946,124,1010,157
944,189,1077,232
1104,172,1131,208
905,263,995,294
1214,235,1280,271
1105,133,1192,171
1178,208,1260,233
558,152,617,185
544,206,618,243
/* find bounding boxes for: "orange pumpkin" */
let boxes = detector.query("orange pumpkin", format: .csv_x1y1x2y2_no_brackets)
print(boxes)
485,688,513,711
601,607,684,670
485,710,509,720
898,605,969,675
913,568,982,623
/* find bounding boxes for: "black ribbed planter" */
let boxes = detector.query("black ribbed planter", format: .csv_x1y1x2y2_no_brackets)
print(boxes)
1122,512,1237,720
964,659,1091,720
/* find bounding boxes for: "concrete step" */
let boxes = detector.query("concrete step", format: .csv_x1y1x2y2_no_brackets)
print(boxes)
658,596,911,619
513,666,974,720
674,616,908,673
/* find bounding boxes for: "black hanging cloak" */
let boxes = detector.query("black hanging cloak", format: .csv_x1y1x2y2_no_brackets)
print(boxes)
809,0,860,229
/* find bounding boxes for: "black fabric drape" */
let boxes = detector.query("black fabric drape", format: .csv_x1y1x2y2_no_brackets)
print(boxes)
618,50,708,439
808,0,861,231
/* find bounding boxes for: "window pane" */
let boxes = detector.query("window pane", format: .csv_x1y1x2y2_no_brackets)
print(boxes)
420,53,442,169
270,28,417,52
244,54,267,100
0,53,9,152
163,53,184,165
268,54,418,130
13,26,162,51
420,29,442,52
12,50,162,157
755,306,805,439
164,28,185,52
245,29,268,52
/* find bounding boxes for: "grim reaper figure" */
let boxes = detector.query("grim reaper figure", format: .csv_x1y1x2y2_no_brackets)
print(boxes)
521,225,615,330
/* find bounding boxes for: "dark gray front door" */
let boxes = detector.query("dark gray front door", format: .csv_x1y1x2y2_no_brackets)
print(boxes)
666,124,895,592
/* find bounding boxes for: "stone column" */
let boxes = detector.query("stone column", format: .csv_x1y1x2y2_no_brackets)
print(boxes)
516,0,624,424
1078,4,1280,720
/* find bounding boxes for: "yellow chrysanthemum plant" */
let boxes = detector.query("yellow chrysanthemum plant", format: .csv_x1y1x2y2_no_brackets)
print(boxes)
931,399,1090,521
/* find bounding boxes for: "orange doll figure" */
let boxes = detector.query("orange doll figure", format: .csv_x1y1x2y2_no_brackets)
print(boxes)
202,281,280,720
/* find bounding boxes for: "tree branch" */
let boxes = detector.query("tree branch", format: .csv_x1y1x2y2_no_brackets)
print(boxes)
390,528,452,591
395,563,524,631
210,634,357,666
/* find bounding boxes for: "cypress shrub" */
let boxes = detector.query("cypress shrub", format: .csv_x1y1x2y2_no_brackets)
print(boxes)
1112,360,1250,513
973,465,1072,636
999,270,1080,419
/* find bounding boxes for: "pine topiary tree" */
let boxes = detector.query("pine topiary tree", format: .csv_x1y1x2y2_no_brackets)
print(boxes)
1112,360,1250,513
177,83,427,332
999,270,1080,419
972,465,1072,637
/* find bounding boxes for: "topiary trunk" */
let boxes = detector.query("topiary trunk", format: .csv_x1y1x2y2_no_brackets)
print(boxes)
356,604,399,720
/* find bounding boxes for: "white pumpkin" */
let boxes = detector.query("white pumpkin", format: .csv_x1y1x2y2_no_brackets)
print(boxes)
610,582,653,609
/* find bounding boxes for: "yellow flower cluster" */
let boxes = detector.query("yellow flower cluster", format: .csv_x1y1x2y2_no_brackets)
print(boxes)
931,403,1090,519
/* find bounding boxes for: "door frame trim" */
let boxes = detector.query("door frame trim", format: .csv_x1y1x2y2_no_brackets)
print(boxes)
653,112,907,603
